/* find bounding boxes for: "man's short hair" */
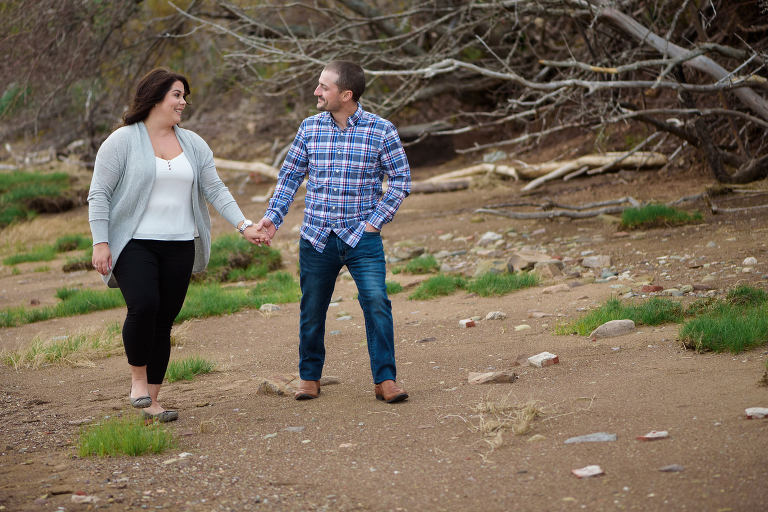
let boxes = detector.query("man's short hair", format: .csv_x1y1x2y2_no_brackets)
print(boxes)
325,61,366,102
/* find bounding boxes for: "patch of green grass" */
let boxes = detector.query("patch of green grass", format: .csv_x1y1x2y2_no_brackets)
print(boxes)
386,281,403,295
680,304,768,353
33,265,50,272
198,234,282,282
620,203,702,229
402,254,439,274
165,356,215,382
0,170,70,227
178,272,300,322
4,233,91,265
0,288,125,328
409,274,466,300
556,296,684,335
3,244,57,265
2,322,122,369
54,234,92,252
78,415,174,457
726,285,768,307
466,272,538,297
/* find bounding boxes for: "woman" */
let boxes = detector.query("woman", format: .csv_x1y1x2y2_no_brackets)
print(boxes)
88,68,266,422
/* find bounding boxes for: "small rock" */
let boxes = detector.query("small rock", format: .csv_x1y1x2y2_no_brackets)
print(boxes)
459,319,476,328
659,464,684,473
474,259,507,277
743,257,758,266
329,330,341,336
745,407,768,419
542,283,570,294
742,267,753,273
259,303,280,312
527,434,546,443
485,311,507,320
706,241,717,248
528,352,558,367
571,465,604,478
637,430,669,441
565,432,616,444
467,371,518,384
438,233,454,241
416,337,437,343
477,231,503,246
533,261,564,278
30,298,40,306
71,495,100,504
581,255,611,268
680,284,694,293
283,426,305,433
318,376,341,386
527,311,552,318
514,324,531,331
507,250,552,272
661,288,683,297
589,319,635,339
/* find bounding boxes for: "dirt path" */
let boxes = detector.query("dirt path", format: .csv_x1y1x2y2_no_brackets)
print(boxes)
1,167,768,511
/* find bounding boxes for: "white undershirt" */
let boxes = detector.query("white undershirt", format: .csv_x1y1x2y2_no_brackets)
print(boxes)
134,152,196,240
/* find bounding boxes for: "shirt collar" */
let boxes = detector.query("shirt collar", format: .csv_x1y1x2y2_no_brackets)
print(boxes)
322,103,363,128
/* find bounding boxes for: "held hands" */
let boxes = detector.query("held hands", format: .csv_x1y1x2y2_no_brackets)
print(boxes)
243,217,276,246
92,242,112,276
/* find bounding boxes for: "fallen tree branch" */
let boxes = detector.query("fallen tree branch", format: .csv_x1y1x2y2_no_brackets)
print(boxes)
521,152,667,191
475,205,628,220
214,157,280,179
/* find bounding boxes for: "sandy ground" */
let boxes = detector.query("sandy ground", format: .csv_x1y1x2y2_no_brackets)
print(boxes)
1,163,768,511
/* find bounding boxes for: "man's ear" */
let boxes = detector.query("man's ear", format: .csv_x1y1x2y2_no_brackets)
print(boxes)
341,89,354,103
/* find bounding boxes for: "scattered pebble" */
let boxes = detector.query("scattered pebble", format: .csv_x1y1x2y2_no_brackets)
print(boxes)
564,432,616,444
637,430,669,441
528,352,558,367
571,465,604,478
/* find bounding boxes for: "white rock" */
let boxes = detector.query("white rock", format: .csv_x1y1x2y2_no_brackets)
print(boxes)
514,324,531,331
571,465,604,478
259,303,281,312
637,430,669,441
745,407,768,419
743,257,758,266
528,352,558,367
478,231,503,246
459,318,476,328
485,311,507,320
581,255,612,268
565,432,616,443
589,319,635,339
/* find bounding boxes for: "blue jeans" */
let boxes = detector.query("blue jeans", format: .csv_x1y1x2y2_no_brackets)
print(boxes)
299,232,396,384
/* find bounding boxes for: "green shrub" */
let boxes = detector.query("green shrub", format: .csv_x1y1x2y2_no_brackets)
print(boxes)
409,274,466,300
0,171,70,227
54,234,92,252
403,254,439,274
620,203,702,229
166,356,215,382
386,281,403,295
466,272,538,297
198,234,282,282
78,415,174,457
3,245,57,265
0,288,125,328
680,304,768,353
556,296,684,335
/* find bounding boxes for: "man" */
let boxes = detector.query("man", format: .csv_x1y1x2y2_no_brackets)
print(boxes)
255,61,411,403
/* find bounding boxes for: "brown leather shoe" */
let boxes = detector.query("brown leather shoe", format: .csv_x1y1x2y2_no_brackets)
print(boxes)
294,379,320,400
374,380,408,403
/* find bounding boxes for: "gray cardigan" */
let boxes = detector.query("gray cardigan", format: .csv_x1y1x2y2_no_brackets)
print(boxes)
87,122,245,287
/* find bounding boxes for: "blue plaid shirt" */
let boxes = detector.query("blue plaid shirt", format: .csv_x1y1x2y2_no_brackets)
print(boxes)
265,104,411,252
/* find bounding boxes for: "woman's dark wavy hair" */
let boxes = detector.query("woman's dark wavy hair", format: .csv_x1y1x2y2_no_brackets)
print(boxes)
122,67,190,125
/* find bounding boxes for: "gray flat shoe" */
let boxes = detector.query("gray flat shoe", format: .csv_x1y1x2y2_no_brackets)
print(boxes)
129,395,152,408
142,410,178,423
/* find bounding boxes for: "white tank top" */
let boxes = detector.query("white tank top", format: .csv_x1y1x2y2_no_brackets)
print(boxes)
134,152,196,241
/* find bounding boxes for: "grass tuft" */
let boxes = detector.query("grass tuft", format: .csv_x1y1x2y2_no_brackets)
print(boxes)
620,203,702,229
1,322,122,369
0,170,70,228
466,271,538,297
0,288,125,328
165,356,215,383
386,281,403,295
197,234,282,282
409,274,466,300
402,254,439,274
556,296,684,335
679,304,768,353
78,415,174,457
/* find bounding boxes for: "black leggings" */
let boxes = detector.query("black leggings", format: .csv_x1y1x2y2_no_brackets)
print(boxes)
113,239,195,384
